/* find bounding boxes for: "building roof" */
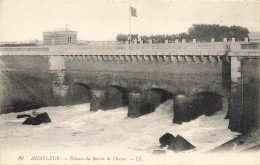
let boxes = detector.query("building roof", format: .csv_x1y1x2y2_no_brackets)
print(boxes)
45,28,75,32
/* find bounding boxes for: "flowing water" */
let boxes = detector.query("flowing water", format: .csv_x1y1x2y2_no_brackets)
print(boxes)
0,99,241,164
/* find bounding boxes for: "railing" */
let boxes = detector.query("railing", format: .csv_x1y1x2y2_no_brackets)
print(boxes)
47,42,228,52
0,38,259,56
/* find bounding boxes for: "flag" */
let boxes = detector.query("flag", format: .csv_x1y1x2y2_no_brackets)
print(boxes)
130,6,137,17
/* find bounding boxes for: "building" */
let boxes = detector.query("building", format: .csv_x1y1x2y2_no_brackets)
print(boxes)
43,28,77,45
249,32,260,42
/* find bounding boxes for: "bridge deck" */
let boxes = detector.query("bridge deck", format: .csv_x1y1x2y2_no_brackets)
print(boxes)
0,41,259,57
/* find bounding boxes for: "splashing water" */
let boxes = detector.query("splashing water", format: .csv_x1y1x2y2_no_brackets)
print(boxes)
0,99,240,163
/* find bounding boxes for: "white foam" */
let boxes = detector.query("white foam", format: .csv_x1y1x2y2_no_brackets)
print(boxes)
0,99,240,163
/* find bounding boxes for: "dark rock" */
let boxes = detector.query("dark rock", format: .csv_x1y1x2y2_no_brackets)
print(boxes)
225,111,230,119
22,112,51,125
17,114,31,119
23,117,36,125
159,133,176,147
168,134,195,152
35,112,51,123
152,150,166,155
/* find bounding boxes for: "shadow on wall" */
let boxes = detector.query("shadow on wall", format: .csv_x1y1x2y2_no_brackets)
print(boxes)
0,70,47,114
0,97,46,114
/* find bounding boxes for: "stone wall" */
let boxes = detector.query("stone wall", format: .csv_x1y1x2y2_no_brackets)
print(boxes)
64,57,226,96
0,54,227,114
1,54,259,133
229,57,260,133
0,56,54,114
0,40,259,133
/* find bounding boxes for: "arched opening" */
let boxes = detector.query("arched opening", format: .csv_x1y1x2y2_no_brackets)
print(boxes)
151,88,174,102
70,83,91,104
173,92,223,124
140,88,173,115
194,92,223,116
102,85,128,110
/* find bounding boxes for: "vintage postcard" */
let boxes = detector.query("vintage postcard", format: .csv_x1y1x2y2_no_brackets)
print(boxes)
0,0,259,164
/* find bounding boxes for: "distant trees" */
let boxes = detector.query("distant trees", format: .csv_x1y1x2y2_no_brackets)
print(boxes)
178,32,190,40
116,34,128,42
229,25,249,41
188,24,249,42
116,24,249,43
0,43,37,47
116,33,180,43
116,34,140,42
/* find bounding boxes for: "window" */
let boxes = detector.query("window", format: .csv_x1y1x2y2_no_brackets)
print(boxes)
68,37,72,43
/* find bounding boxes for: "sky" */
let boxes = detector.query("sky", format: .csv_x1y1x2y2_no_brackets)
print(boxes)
0,0,259,42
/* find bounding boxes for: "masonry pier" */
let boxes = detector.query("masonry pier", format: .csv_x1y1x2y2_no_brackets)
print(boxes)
173,95,187,124
90,90,104,111
128,92,142,117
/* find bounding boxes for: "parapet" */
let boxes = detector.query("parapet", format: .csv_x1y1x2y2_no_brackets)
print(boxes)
0,38,259,57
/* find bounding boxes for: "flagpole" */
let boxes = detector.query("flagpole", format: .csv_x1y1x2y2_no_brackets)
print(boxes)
129,6,131,45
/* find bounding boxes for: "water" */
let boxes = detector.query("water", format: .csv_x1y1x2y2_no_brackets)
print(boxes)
0,100,240,164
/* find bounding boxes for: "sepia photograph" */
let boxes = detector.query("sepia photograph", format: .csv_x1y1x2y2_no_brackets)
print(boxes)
0,0,259,164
